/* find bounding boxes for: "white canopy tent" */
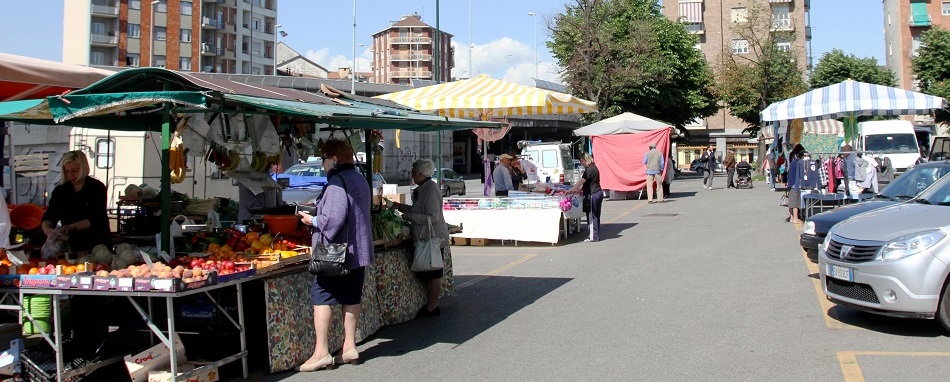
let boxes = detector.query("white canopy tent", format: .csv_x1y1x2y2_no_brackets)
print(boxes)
573,112,671,136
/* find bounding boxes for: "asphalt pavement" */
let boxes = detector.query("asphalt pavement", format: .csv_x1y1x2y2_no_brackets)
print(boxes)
258,173,950,382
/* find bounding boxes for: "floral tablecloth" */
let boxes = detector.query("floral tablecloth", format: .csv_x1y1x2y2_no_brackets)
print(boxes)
263,246,455,372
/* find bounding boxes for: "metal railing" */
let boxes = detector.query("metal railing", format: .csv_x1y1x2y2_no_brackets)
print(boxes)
390,37,432,44
201,43,217,54
90,33,118,44
389,70,432,79
91,4,118,15
686,22,704,34
770,18,793,31
909,14,932,27
201,17,218,28
390,53,432,61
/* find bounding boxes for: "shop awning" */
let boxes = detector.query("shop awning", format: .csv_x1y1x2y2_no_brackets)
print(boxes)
0,52,114,102
679,1,703,23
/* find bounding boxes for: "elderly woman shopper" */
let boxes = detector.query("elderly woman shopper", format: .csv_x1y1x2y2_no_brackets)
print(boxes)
388,159,450,317
296,140,374,371
568,153,602,242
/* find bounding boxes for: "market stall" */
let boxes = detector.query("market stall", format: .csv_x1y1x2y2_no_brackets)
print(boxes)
574,114,673,194
0,67,497,381
443,191,583,244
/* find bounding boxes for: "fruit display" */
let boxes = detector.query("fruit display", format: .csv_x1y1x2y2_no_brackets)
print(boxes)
372,209,410,242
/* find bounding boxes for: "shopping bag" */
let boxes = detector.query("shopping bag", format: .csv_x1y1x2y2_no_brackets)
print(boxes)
411,217,444,272
779,193,789,207
170,215,194,237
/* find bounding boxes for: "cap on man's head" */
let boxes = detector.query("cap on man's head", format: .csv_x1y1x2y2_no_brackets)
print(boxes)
499,154,514,160
649,143,657,149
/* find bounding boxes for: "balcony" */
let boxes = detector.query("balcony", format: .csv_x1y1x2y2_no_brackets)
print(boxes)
770,18,793,31
90,33,118,45
217,47,225,56
909,14,932,27
805,26,812,39
390,53,432,61
201,43,218,55
390,37,432,45
804,0,810,10
201,17,218,29
389,70,432,79
91,4,119,16
686,22,704,34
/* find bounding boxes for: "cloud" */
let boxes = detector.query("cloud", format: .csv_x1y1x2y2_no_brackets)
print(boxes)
305,47,373,74
451,37,564,86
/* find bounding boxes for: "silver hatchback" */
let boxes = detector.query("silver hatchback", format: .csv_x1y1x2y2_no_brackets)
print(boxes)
819,172,950,331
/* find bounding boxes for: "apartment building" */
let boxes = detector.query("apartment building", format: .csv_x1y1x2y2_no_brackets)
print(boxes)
883,0,947,127
662,0,811,165
370,13,454,85
63,0,280,74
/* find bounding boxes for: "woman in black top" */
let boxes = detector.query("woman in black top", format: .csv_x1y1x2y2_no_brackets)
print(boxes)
41,150,111,252
569,153,602,242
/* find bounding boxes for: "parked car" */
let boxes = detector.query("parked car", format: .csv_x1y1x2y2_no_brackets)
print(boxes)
818,171,950,331
689,158,722,174
440,168,466,196
520,141,574,184
279,162,386,205
801,161,950,260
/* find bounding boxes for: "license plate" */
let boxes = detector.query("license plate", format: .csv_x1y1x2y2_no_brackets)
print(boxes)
828,264,853,282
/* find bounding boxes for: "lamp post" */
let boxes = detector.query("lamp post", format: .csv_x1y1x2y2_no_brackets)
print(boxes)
352,0,357,94
354,43,364,84
150,0,160,67
528,11,537,80
272,23,281,75
469,0,473,78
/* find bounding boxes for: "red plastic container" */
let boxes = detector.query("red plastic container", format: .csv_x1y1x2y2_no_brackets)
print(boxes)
10,204,44,230
263,215,299,235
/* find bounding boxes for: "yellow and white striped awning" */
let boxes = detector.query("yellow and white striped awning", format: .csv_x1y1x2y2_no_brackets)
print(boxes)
374,74,597,119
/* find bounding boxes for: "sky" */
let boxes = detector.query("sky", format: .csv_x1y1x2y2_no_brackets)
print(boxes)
0,0,885,86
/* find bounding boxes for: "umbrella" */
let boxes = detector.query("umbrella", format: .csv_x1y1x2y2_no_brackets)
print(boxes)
376,75,597,195
573,112,670,136
0,52,114,101
760,79,947,144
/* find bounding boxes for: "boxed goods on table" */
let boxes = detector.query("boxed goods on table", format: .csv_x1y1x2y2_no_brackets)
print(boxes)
133,273,217,293
125,334,186,382
93,275,136,292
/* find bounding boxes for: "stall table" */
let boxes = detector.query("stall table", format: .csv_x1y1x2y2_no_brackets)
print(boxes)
442,194,583,244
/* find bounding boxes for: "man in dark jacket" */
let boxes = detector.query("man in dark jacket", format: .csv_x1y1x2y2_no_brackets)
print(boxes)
723,149,737,189
700,146,717,190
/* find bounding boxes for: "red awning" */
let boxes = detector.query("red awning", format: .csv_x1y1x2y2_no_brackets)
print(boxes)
679,1,703,23
0,53,114,101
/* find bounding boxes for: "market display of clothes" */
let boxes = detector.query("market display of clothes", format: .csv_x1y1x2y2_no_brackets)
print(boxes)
795,154,883,196
857,155,880,194
874,156,895,184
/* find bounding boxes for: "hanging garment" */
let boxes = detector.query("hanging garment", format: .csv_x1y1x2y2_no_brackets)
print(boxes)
801,157,822,190
817,159,829,191
825,158,836,193
854,155,869,182
876,157,895,183
858,156,879,193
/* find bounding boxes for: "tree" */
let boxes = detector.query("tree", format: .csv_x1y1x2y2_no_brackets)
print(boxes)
549,0,719,132
810,49,896,89
912,27,950,127
716,1,806,136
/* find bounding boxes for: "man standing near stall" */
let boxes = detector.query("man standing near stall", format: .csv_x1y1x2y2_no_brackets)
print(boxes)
642,142,665,204
493,154,514,196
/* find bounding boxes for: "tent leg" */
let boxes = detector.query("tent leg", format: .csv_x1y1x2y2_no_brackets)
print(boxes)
363,129,374,204
160,106,171,255
437,130,443,185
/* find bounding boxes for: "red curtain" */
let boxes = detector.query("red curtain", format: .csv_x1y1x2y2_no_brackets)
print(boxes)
591,128,671,191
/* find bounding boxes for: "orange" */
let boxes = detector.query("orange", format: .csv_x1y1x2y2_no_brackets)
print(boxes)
64,266,77,275
28,268,38,275
75,264,86,272
207,243,221,253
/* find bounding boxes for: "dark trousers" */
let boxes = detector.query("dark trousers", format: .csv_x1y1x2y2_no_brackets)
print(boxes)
495,190,509,197
588,190,604,241
727,169,736,188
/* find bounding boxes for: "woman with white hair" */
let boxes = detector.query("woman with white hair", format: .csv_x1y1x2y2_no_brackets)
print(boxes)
387,159,450,317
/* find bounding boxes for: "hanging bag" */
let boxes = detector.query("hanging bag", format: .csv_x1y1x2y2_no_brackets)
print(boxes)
308,176,352,277
779,191,789,207
411,216,444,272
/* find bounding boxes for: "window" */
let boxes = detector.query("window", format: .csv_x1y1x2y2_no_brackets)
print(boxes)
130,0,141,10
91,21,106,35
912,35,922,56
944,2,950,16
771,4,791,29
154,1,166,12
180,1,192,15
776,42,791,52
128,23,140,38
730,7,748,23
180,28,191,42
179,57,191,70
95,139,115,169
126,53,140,66
253,17,262,31
541,150,558,168
90,51,106,66
154,26,166,41
252,41,261,56
153,55,166,67
731,39,749,54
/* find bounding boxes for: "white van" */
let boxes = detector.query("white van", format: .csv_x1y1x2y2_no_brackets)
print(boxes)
519,141,576,185
856,120,921,173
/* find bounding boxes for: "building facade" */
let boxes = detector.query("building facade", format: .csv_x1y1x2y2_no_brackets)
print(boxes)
662,0,811,167
370,13,453,85
63,0,279,74
883,0,946,128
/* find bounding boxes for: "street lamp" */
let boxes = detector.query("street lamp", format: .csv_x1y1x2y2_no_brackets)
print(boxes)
528,12,538,80
272,23,281,76
150,0,160,67
352,0,357,94
354,43,364,84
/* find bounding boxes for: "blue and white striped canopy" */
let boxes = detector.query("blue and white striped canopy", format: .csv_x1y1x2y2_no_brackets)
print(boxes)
761,79,947,122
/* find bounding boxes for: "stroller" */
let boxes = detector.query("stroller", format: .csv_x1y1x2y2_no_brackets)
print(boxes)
735,162,753,189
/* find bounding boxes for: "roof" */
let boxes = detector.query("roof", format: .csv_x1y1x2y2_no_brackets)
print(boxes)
276,42,330,74
187,72,411,96
0,52,114,101
373,13,454,37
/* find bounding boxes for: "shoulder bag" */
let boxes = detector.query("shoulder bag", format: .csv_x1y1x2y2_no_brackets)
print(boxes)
308,176,352,277
411,215,444,272
779,191,789,207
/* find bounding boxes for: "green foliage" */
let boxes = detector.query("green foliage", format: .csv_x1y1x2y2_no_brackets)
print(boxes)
912,27,950,128
549,0,719,133
810,49,896,89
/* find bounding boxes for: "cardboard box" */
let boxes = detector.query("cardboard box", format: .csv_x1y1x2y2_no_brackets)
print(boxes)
19,275,55,289
147,362,219,382
470,238,488,246
451,237,469,246
125,334,186,382
133,273,216,293
372,193,407,206
53,272,96,290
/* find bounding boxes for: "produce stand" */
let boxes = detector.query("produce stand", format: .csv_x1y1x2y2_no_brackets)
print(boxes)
443,192,584,244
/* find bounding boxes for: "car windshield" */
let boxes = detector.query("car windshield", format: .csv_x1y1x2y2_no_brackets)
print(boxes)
865,133,918,154
283,165,325,177
914,172,950,205
879,165,950,200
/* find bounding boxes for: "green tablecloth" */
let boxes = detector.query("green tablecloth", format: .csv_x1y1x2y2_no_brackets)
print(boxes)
263,246,455,372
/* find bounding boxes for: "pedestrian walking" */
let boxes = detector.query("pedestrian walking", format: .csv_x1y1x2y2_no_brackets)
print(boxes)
763,148,776,190
642,142,665,203
723,149,737,189
700,146,717,189
568,153,602,242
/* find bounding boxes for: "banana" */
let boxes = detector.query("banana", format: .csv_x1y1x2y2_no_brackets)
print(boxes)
250,151,261,172
226,150,241,171
257,151,269,172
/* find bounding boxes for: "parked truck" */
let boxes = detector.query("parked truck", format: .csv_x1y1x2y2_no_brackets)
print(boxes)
856,120,921,174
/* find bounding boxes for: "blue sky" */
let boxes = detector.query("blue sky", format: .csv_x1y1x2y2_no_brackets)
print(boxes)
0,0,884,86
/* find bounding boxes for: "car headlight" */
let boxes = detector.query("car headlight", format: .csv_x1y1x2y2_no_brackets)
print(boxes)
878,229,947,261
802,221,816,235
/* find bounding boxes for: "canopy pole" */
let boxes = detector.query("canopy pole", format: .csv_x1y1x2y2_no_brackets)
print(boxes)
160,85,172,254
437,130,443,186
363,129,373,204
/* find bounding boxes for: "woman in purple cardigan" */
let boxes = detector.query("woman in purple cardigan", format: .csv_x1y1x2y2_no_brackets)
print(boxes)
296,140,374,371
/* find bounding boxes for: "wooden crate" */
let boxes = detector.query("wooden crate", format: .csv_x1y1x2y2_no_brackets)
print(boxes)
451,237,469,246
470,238,488,246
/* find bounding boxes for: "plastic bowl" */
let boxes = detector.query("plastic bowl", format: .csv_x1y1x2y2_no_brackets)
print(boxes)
263,215,299,235
10,203,44,230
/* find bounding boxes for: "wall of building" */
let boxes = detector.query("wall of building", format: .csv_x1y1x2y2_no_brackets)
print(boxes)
63,0,92,65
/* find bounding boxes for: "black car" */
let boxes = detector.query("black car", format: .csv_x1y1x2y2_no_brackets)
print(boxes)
800,160,950,260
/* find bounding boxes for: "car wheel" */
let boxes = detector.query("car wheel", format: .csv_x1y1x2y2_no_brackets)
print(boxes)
442,187,449,197
459,184,466,196
938,279,950,333
805,249,818,263
695,168,704,175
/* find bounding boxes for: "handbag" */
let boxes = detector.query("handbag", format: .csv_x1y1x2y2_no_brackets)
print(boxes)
411,216,444,272
308,176,352,277
779,192,789,207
